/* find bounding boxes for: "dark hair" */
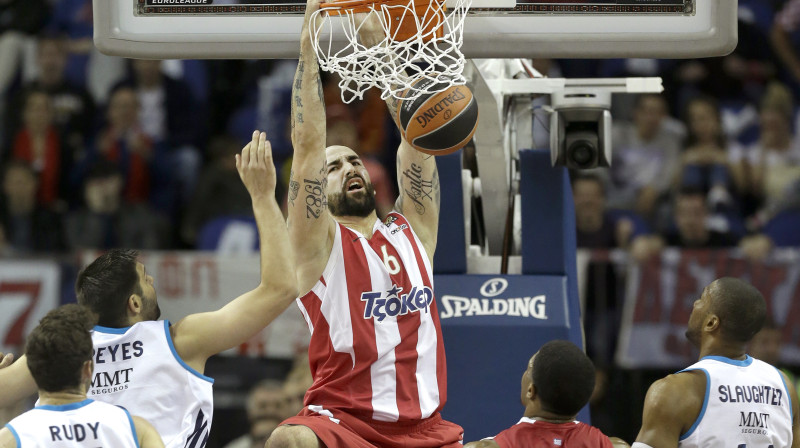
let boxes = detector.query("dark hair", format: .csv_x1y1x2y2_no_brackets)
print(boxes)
26,304,97,392
22,88,51,108
2,160,36,181
634,93,667,111
533,340,596,417
683,95,727,149
709,277,767,343
675,187,706,202
85,160,122,183
571,173,606,197
75,249,142,328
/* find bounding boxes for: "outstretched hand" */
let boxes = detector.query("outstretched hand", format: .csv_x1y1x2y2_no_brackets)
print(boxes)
0,352,13,369
236,130,277,202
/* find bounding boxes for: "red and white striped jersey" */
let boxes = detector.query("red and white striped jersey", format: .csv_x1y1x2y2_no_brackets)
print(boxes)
296,212,447,423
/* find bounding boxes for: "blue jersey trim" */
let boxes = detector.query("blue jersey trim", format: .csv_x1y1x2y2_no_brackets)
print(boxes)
677,368,710,441
775,366,794,421
701,355,753,367
163,321,214,384
93,325,132,335
121,407,140,448
5,424,21,448
35,398,94,412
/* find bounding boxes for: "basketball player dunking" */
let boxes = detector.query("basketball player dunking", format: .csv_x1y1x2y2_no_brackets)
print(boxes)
0,132,297,448
634,278,800,448
266,1,465,447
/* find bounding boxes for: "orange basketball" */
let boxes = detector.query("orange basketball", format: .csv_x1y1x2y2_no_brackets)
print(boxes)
397,80,479,156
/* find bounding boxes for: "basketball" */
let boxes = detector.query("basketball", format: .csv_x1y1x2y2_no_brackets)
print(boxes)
397,79,479,156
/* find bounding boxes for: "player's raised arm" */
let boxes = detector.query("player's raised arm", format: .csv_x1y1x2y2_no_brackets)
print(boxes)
392,134,440,263
0,354,37,407
356,14,441,261
288,0,336,294
170,131,297,371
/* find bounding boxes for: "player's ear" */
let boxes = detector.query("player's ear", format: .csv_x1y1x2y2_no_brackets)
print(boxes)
705,314,720,333
81,359,93,382
127,294,142,317
528,382,536,401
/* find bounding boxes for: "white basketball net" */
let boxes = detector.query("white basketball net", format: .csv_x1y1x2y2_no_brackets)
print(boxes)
309,0,471,103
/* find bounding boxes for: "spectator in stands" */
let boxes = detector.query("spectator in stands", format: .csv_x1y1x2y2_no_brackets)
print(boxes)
661,188,740,248
739,83,800,225
65,160,169,250
0,160,65,255
117,59,202,205
605,94,684,221
463,340,614,448
123,59,200,149
223,380,286,448
281,350,313,418
44,0,94,88
0,0,49,104
749,318,800,394
5,35,95,161
677,95,746,211
182,134,255,245
91,85,154,204
11,89,66,207
771,0,800,88
572,174,647,249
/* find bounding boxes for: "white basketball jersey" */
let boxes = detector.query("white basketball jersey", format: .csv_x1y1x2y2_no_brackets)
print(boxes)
89,320,214,448
6,399,138,447
678,355,793,448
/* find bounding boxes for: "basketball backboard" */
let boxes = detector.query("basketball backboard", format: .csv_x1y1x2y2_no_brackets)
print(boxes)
93,0,736,59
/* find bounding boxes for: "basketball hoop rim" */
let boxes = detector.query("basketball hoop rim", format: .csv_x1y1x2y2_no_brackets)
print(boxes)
319,0,444,16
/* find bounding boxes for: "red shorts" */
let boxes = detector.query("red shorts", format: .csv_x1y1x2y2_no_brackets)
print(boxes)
281,408,464,448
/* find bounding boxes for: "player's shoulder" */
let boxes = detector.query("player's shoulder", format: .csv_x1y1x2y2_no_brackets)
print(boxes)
576,422,615,446
644,371,706,416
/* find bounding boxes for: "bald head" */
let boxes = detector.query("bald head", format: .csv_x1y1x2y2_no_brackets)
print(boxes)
707,277,767,344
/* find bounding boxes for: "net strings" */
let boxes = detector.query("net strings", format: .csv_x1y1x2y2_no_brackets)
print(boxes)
309,0,471,104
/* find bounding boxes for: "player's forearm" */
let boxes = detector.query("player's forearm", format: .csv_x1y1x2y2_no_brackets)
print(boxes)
252,198,298,299
292,21,326,154
0,355,37,407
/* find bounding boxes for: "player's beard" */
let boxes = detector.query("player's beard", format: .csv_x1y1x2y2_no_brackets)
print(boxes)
143,293,161,321
328,179,376,218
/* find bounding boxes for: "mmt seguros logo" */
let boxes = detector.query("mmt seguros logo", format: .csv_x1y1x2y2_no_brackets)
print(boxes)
439,278,547,320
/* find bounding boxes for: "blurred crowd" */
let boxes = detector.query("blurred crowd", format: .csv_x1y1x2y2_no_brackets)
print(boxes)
2,0,800,258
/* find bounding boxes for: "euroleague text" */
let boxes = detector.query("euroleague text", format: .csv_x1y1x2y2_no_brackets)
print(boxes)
361,285,434,322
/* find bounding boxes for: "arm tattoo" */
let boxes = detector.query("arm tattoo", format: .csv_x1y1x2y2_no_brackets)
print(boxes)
288,170,300,207
302,176,327,219
401,162,435,215
295,60,305,90
300,160,328,219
